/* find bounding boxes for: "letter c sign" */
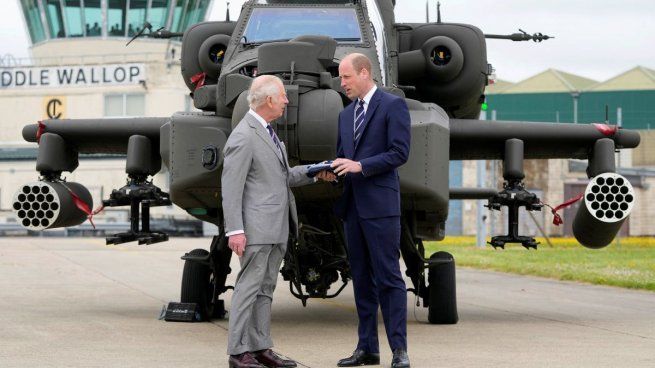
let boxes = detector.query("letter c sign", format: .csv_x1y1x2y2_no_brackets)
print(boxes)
43,96,67,119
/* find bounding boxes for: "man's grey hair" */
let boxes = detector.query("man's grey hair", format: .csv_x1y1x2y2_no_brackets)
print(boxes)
247,75,283,109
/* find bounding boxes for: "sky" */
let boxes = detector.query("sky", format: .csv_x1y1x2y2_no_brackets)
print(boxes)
1,0,654,83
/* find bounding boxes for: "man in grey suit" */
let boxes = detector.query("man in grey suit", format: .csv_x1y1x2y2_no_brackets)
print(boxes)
222,75,333,368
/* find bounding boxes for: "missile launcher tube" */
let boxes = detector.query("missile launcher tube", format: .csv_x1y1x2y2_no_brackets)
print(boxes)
13,181,92,230
572,173,635,249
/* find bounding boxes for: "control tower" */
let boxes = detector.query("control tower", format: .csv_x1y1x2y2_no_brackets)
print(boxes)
18,0,213,63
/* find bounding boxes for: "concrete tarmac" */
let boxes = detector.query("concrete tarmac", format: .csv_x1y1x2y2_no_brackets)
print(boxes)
0,237,653,368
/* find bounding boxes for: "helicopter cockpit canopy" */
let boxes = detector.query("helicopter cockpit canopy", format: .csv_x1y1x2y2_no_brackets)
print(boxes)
242,7,363,44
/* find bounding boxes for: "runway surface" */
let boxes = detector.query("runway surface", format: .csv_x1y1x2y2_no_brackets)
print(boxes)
1,237,653,367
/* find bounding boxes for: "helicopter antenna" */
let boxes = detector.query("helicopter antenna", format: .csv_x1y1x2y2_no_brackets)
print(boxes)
485,29,554,42
226,1,230,22
425,0,429,22
437,1,442,23
126,22,152,46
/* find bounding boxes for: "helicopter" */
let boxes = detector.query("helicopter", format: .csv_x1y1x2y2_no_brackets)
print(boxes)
13,0,640,324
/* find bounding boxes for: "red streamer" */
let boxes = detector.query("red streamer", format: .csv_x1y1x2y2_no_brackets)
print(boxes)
36,121,46,143
190,72,206,91
61,183,97,229
543,193,584,226
593,123,618,137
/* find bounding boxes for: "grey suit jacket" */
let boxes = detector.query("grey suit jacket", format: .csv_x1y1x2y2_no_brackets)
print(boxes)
221,112,314,245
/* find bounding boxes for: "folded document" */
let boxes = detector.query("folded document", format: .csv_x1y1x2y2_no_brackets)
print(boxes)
306,160,334,178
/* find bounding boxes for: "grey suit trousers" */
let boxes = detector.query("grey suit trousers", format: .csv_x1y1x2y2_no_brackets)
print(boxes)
227,242,286,355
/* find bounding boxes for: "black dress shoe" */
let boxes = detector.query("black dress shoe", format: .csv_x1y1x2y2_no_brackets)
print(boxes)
391,349,410,368
337,349,380,367
254,349,297,368
228,352,266,368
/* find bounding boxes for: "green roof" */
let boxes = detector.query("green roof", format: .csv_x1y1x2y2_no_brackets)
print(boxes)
494,69,597,94
586,66,655,92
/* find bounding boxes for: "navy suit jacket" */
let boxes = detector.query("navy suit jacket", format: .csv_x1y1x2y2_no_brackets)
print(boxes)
335,88,411,219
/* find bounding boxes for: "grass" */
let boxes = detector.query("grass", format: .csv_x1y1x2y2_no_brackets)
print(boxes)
423,236,655,291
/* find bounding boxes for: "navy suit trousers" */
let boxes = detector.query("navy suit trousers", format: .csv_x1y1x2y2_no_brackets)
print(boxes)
344,199,407,353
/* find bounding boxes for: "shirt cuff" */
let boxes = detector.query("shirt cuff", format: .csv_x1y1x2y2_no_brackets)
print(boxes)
226,230,244,237
357,161,366,176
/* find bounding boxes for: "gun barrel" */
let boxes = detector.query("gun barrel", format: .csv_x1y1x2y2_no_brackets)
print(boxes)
23,117,169,154
449,188,497,200
449,119,640,160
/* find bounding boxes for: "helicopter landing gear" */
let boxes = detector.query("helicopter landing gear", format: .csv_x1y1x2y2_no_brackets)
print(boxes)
180,235,232,321
401,219,458,325
427,251,458,324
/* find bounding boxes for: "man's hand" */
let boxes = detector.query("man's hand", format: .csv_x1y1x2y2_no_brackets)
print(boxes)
228,233,247,257
331,158,362,176
316,170,337,182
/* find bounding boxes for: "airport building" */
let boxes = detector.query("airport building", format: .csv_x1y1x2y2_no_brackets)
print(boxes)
0,0,214,234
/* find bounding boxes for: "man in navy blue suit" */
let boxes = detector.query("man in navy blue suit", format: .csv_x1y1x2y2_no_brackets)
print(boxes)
331,53,411,368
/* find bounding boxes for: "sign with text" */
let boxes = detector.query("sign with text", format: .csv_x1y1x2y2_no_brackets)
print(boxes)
43,96,66,119
0,63,146,89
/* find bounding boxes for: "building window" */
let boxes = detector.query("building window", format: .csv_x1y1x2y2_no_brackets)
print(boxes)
83,0,103,36
44,0,66,38
64,0,85,37
107,0,127,36
127,0,148,37
104,94,145,117
148,0,171,30
21,0,212,43
21,0,46,43
170,0,186,32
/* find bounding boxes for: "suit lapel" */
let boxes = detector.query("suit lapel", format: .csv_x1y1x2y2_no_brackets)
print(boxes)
247,115,285,166
343,102,355,157
354,88,382,152
280,141,289,169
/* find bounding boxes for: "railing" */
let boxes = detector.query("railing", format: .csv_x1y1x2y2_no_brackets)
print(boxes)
0,52,180,68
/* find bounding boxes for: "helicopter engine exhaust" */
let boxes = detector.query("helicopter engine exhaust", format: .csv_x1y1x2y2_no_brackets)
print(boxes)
395,23,489,119
398,35,464,83
572,173,635,249
12,181,93,230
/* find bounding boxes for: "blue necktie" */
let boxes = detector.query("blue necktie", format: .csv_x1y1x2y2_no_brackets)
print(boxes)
353,99,365,147
266,124,283,155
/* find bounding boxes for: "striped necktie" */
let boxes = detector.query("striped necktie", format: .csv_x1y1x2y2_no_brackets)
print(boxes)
266,124,283,156
353,99,365,146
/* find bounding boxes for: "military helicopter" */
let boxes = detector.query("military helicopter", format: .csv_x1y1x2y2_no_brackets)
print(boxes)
13,0,640,324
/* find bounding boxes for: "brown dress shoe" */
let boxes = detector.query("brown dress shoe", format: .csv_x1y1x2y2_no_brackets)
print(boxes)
228,352,266,368
254,349,297,368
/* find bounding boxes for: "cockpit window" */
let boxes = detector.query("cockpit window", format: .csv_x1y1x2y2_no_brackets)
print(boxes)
243,7,362,43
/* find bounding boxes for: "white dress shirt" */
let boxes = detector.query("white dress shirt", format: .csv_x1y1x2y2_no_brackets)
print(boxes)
351,85,377,176
354,85,377,125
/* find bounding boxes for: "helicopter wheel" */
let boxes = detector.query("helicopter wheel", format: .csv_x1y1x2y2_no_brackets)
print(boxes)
427,251,459,324
181,248,215,321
